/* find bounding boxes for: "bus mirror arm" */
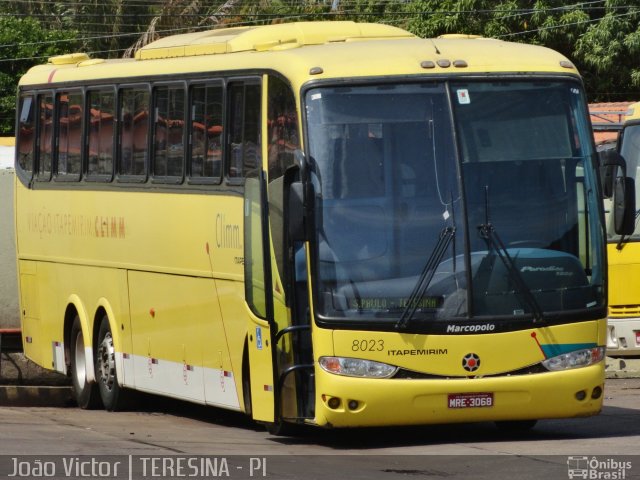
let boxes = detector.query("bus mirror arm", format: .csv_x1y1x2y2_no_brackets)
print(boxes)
294,149,307,182
288,181,306,242
613,175,636,237
598,150,626,199
288,149,317,242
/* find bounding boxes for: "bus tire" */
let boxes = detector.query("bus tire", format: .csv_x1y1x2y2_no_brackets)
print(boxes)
242,342,252,416
95,315,134,411
265,420,302,436
69,315,100,409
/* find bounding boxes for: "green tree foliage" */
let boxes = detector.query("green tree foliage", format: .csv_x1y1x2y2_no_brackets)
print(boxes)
0,16,79,133
404,0,640,101
574,0,640,101
2,0,640,133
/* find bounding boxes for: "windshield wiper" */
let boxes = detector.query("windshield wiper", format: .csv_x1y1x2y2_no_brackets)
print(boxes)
478,222,544,324
396,226,455,331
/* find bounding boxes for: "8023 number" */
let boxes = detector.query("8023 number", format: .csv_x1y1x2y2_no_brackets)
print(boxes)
351,339,384,352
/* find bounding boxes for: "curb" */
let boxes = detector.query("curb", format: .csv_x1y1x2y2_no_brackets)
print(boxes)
0,386,74,407
605,356,640,379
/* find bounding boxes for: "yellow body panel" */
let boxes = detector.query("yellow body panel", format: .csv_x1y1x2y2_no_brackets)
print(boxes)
332,322,602,376
15,180,247,405
607,231,640,356
607,244,640,310
314,320,606,427
314,364,604,427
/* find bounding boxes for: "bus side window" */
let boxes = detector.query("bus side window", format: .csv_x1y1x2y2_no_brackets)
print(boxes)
227,80,261,180
153,84,185,181
17,94,35,180
267,77,299,181
189,82,223,182
37,93,54,181
267,75,300,299
118,87,149,179
56,90,83,179
87,89,115,180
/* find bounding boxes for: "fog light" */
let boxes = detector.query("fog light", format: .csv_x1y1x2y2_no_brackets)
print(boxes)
348,400,359,411
327,397,341,409
575,390,587,401
591,386,603,399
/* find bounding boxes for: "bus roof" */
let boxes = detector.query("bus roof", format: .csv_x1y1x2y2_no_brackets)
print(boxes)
19,21,579,90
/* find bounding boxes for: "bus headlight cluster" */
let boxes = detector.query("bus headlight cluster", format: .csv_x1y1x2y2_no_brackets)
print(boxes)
319,356,398,378
541,347,605,371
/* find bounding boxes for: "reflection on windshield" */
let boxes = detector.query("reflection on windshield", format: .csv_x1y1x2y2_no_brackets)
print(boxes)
304,80,605,327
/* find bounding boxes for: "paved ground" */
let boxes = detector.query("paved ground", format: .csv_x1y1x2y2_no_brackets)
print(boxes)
0,378,638,479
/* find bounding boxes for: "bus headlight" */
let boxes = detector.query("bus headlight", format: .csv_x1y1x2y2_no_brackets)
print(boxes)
541,347,605,371
319,356,398,378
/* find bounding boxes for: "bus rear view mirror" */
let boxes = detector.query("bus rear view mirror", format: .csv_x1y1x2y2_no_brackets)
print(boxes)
614,176,636,236
599,150,626,199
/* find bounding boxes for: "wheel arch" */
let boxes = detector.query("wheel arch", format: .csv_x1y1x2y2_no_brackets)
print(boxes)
64,295,95,383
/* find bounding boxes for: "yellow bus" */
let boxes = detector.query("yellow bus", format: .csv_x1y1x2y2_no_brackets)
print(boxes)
14,21,629,432
606,101,640,356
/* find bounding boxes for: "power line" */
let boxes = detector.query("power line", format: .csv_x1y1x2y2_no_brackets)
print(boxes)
497,9,639,38
0,4,638,62
1,4,637,17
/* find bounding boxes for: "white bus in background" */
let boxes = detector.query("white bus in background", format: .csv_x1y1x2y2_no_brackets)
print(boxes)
0,137,14,169
0,137,20,332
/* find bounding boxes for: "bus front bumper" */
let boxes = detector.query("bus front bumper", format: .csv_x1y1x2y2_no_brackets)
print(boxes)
312,363,605,428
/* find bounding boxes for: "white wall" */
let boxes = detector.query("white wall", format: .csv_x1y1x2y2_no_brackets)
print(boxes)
0,166,19,329
0,145,13,169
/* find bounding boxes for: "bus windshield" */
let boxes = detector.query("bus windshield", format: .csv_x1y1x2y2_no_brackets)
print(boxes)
305,80,605,328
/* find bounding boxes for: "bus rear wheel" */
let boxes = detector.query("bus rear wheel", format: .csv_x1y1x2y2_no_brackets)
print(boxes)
95,315,134,411
69,315,100,409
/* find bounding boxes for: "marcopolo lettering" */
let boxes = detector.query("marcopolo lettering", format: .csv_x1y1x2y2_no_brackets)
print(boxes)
446,324,496,333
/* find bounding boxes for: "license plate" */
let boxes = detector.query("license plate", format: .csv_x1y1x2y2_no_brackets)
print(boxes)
448,392,494,409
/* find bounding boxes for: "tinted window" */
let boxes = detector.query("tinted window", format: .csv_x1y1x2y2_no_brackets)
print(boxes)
87,89,115,179
17,94,35,177
153,85,185,180
38,93,54,180
56,90,83,178
227,81,261,179
118,87,149,178
189,83,223,181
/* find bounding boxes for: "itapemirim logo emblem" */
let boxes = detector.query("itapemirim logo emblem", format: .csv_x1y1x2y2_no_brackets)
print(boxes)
462,353,481,372
567,456,632,479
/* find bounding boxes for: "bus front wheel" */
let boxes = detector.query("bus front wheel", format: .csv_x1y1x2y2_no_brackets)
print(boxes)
69,316,100,409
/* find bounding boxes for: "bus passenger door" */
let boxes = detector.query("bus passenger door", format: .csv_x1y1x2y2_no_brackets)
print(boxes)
244,170,277,423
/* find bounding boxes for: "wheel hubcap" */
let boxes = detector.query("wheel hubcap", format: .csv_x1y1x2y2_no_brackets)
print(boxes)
74,330,86,386
98,332,116,392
